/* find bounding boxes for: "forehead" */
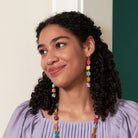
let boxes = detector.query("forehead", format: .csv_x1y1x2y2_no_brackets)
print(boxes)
38,24,73,43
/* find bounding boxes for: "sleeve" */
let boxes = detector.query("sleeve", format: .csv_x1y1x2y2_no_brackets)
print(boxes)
3,101,30,138
116,99,138,138
132,124,138,138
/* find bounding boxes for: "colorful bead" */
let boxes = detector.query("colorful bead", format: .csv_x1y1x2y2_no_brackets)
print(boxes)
52,88,56,92
92,128,96,133
87,60,91,64
55,130,59,134
94,118,98,124
86,65,91,70
94,124,97,128
54,125,59,129
95,115,98,118
54,112,58,115
86,76,91,82
54,116,59,120
86,71,91,76
55,136,59,138
52,84,55,88
54,121,58,125
86,82,90,87
52,93,56,98
91,134,96,138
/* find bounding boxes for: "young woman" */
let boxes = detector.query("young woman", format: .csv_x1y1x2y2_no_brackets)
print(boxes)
3,11,138,138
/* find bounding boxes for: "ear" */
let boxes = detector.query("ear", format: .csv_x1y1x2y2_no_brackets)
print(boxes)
83,36,95,57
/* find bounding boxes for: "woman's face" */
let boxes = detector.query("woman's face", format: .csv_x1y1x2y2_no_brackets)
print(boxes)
38,24,87,88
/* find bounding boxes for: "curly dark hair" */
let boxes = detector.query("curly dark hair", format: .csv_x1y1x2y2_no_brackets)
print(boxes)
29,11,122,121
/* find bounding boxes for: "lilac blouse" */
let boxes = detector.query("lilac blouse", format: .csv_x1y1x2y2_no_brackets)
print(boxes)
3,99,138,138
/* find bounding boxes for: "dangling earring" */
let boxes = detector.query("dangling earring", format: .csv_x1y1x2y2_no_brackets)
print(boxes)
52,83,56,98
86,57,91,87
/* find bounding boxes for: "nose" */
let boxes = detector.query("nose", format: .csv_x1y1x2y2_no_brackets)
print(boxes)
45,50,59,65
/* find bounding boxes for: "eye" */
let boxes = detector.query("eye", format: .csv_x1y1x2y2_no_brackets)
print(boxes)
38,49,47,55
56,43,66,48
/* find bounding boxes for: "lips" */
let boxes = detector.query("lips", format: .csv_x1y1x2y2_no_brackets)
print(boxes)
48,65,65,75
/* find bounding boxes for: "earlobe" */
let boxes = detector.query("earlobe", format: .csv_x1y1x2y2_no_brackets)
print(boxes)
83,36,95,57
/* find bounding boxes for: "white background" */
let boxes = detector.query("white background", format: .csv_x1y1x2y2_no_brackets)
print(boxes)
0,0,112,137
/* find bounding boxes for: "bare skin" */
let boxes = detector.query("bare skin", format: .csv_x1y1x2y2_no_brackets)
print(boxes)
39,24,97,122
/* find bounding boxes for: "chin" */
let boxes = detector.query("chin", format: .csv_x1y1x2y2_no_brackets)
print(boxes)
53,81,65,88
52,79,70,89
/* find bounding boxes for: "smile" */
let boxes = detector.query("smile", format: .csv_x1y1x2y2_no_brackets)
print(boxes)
48,65,66,75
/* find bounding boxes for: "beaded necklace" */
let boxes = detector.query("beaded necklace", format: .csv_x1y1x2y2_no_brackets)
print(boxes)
53,103,99,138
52,57,98,137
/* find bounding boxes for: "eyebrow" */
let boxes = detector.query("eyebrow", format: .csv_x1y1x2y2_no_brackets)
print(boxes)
37,36,70,49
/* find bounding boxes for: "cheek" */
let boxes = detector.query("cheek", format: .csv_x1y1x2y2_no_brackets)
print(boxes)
69,54,86,73
59,52,70,63
76,55,87,74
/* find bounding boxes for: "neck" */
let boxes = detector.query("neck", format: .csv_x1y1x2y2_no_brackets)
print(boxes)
58,82,94,114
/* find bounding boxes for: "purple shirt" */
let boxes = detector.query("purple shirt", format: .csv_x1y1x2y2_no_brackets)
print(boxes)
3,99,138,138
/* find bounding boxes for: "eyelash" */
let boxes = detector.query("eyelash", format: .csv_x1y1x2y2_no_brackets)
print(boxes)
56,42,66,48
38,42,66,55
38,50,47,55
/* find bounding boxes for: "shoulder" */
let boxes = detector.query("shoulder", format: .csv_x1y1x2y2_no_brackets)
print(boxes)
10,100,32,121
115,98,138,121
3,100,39,138
14,100,31,115
109,98,138,137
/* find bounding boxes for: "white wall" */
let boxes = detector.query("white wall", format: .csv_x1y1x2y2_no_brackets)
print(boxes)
0,0,52,137
84,0,113,50
52,0,82,14
0,0,112,137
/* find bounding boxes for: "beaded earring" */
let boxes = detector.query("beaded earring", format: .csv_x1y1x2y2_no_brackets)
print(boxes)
86,57,91,87
52,83,56,98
